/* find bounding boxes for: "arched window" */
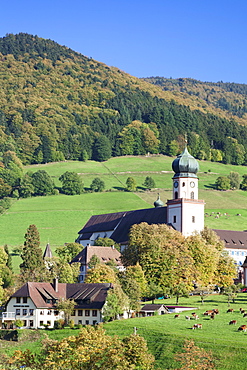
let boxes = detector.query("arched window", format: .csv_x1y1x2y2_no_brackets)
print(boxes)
175,191,178,199
182,182,185,187
191,191,194,199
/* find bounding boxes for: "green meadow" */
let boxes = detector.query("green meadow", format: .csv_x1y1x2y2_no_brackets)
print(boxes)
2,294,247,369
1,154,247,270
104,293,247,369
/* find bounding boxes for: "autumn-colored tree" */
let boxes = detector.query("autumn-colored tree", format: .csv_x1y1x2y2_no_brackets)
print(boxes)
123,223,195,298
175,340,215,370
85,263,117,284
56,298,76,325
10,324,155,369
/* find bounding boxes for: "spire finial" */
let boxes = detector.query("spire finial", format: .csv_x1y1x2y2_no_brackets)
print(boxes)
184,133,188,147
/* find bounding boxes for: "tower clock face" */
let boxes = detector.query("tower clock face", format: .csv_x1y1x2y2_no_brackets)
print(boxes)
190,181,195,188
174,181,179,188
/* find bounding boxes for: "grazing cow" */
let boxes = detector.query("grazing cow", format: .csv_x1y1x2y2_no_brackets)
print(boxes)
213,309,219,314
227,309,234,313
241,309,245,314
203,310,213,316
174,314,180,318
185,315,190,320
192,323,202,329
243,313,247,318
229,320,237,325
192,313,199,320
238,325,247,332
210,313,215,320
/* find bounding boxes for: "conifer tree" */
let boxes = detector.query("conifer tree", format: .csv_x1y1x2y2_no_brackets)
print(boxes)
20,224,46,280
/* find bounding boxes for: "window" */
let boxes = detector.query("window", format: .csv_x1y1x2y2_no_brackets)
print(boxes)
78,310,83,316
54,310,59,316
192,216,195,223
78,320,82,325
92,310,97,317
23,297,27,303
182,182,185,187
16,309,20,315
47,310,52,315
190,192,194,199
29,309,34,316
23,320,27,327
16,297,21,304
175,191,178,199
93,320,97,325
39,321,44,326
236,251,239,256
85,310,90,316
85,320,89,325
23,309,27,316
47,321,51,326
29,320,33,328
80,265,84,272
46,299,51,304
40,310,44,315
173,215,177,223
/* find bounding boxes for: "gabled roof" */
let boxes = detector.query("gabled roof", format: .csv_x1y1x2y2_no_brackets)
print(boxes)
213,229,247,250
71,245,122,266
12,282,66,308
66,283,110,309
78,211,127,234
140,304,167,311
110,207,167,244
77,206,167,245
11,282,111,310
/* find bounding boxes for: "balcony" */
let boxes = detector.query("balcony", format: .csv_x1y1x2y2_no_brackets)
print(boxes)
1,312,15,320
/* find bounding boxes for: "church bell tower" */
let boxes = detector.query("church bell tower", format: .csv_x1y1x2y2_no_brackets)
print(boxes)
167,146,205,236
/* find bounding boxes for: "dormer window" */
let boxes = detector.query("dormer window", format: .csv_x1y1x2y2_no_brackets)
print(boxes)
23,297,27,303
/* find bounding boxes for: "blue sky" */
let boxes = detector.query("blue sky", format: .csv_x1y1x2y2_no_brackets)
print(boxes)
1,0,247,83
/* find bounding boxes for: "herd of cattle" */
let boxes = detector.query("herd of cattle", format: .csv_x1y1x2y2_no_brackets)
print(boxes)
174,308,247,332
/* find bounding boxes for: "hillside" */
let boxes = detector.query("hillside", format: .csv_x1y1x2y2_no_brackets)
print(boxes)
142,77,247,125
1,33,247,166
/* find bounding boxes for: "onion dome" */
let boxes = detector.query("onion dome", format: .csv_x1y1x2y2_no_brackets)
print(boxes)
154,193,164,208
172,147,199,178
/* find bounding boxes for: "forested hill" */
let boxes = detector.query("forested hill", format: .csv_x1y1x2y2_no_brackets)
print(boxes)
0,33,247,166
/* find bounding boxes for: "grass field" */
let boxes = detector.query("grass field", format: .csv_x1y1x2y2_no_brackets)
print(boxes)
2,294,247,369
2,154,247,270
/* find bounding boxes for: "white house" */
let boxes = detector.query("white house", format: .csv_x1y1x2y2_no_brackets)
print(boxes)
2,280,112,329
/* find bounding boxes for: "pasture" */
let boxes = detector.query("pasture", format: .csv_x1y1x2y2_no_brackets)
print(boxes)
105,293,247,369
2,154,247,270
2,294,247,369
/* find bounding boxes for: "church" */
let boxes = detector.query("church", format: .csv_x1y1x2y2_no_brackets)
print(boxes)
76,147,247,272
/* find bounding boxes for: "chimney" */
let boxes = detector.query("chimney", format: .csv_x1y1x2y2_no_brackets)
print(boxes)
53,277,58,292
111,245,115,249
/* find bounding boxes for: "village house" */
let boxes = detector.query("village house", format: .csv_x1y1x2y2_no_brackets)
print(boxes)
2,280,111,329
70,244,124,282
